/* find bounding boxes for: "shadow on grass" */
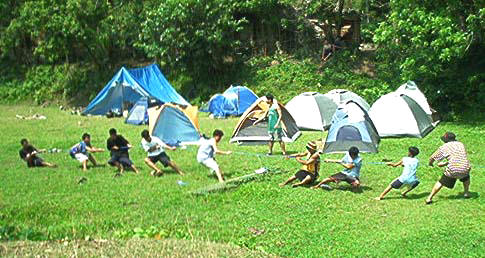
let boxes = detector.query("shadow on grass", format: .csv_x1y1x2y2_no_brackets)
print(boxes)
445,192,479,200
380,192,429,200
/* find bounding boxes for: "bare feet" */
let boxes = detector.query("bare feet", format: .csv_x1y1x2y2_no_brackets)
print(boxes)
374,197,382,201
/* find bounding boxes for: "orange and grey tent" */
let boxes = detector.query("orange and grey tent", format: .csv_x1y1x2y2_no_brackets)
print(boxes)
148,103,201,145
230,97,301,145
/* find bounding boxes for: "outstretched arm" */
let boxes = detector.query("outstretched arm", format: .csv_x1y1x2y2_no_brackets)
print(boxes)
387,160,403,167
324,158,355,169
296,153,318,165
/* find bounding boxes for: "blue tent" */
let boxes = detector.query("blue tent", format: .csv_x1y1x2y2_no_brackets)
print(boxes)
125,97,148,125
323,101,380,153
83,64,188,115
202,85,258,117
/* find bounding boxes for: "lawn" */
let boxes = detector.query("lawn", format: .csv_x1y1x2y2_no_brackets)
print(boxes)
0,105,484,257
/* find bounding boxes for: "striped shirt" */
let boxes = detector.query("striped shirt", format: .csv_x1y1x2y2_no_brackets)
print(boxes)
430,141,470,178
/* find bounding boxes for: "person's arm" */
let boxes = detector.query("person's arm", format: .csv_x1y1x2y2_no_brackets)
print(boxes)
429,147,445,166
213,140,231,155
86,145,104,153
288,152,307,158
121,136,131,148
275,105,282,127
324,158,355,169
159,140,176,151
253,110,269,125
296,153,318,165
387,160,403,167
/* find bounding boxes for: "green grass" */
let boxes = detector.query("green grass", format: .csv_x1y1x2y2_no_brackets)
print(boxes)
0,105,484,257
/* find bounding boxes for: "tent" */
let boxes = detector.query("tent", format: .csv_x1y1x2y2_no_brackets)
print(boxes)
324,89,371,111
125,97,149,125
323,100,380,153
201,85,258,117
83,64,189,115
395,81,440,123
285,92,338,131
369,93,436,138
148,103,201,145
230,96,301,145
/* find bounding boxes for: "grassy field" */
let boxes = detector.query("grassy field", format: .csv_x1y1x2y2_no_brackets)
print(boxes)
0,105,484,257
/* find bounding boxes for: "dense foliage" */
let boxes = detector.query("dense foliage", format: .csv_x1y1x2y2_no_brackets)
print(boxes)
0,0,483,115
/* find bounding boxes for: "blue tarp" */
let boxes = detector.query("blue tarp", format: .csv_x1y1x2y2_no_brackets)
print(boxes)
125,97,148,125
83,64,188,115
201,85,257,117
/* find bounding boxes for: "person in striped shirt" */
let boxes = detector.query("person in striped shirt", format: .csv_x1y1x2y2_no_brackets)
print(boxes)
425,132,471,204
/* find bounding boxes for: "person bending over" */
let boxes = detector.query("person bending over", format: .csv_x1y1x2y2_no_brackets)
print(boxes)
107,128,139,174
69,133,104,171
141,129,184,176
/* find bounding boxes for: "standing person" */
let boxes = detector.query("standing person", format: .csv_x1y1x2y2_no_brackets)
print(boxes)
69,133,104,171
253,94,286,155
141,130,185,176
312,147,362,191
197,129,231,182
279,141,320,188
107,128,139,174
375,147,420,200
19,138,56,168
425,132,471,204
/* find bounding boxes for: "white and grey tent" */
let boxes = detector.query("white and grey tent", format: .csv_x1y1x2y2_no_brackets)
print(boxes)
285,92,338,131
369,92,436,138
395,81,440,123
230,97,301,145
324,89,371,111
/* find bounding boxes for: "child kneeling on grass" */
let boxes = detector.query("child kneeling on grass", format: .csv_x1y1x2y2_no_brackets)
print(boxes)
312,146,362,191
197,129,231,183
375,147,420,200
279,141,320,188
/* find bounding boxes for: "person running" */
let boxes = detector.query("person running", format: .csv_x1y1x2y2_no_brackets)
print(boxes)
197,129,231,182
312,147,362,191
141,130,184,176
375,147,420,200
253,94,286,155
279,141,320,188
69,133,104,171
19,138,56,168
425,132,471,204
107,128,139,174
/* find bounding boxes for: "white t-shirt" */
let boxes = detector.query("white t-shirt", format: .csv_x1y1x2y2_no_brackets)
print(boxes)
141,136,166,157
197,138,216,163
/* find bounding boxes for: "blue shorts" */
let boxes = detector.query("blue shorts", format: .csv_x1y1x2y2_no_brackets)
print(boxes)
391,179,419,189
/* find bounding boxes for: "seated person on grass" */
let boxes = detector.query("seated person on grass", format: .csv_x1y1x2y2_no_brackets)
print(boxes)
197,129,231,183
107,128,140,174
69,133,104,171
19,138,56,168
141,129,184,176
312,146,362,191
279,141,320,188
375,147,420,200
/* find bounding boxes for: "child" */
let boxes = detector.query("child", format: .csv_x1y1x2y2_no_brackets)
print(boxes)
375,147,420,200
312,146,362,191
279,141,320,188
19,138,56,168
107,128,139,174
70,133,104,171
197,129,231,182
141,129,184,176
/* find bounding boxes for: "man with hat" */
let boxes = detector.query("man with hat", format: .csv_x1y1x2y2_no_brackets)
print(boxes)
279,141,320,187
425,132,471,204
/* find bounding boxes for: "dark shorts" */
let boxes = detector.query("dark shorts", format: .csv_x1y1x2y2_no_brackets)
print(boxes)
108,153,133,167
28,157,45,167
148,152,171,167
330,172,359,184
439,174,470,189
269,128,283,142
295,170,318,183
391,179,420,189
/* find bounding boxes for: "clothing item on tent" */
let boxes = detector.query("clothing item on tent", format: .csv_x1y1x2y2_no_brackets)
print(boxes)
125,97,149,125
285,92,338,131
323,100,380,153
83,64,188,115
148,103,201,145
395,81,440,124
201,85,258,118
369,93,436,138
324,89,371,111
230,97,301,145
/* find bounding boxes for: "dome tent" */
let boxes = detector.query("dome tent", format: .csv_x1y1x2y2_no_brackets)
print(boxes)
285,92,338,131
201,85,258,118
324,89,371,111
395,81,440,123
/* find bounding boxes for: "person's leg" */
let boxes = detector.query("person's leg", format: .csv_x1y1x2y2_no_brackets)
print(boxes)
88,154,97,166
426,181,443,203
292,175,312,187
214,166,224,183
144,157,162,175
204,159,224,182
82,160,88,171
462,178,470,198
402,181,420,197
130,164,140,174
279,176,297,187
168,161,185,176
41,161,57,168
312,177,335,189
350,179,361,192
112,161,124,173
375,185,393,200
268,141,274,155
280,141,287,155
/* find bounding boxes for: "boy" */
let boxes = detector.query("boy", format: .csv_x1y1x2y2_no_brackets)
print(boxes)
312,146,362,191
197,129,231,182
107,128,139,174
253,94,286,155
19,138,56,168
70,133,104,171
279,141,320,188
375,147,420,200
141,129,184,176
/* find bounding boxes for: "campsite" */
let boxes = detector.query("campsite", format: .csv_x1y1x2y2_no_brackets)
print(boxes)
1,1,484,257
